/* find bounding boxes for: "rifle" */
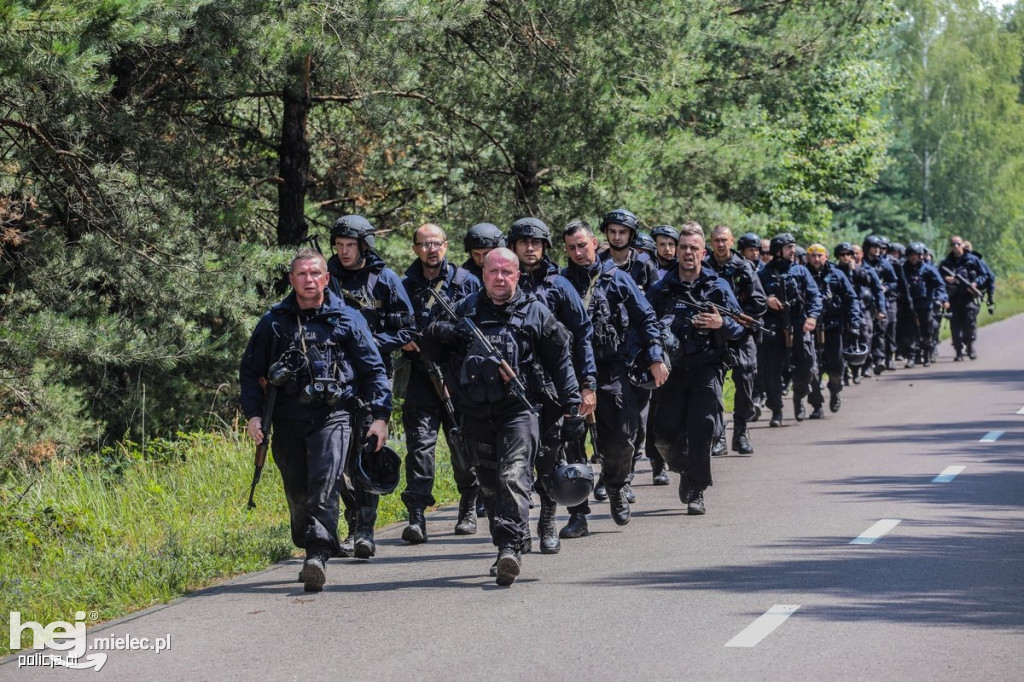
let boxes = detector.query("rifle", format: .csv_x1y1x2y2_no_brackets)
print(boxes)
585,412,601,465
423,358,475,470
941,266,982,298
674,297,776,337
247,384,278,509
425,288,538,416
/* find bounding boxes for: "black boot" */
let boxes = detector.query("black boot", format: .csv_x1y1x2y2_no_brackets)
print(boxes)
593,474,608,501
794,399,806,422
731,420,754,455
623,483,636,504
651,459,670,486
538,499,560,554
559,512,590,539
608,487,631,526
353,520,375,559
712,433,727,457
686,488,706,516
301,546,329,592
338,508,356,558
402,507,427,544
769,410,783,428
809,406,824,420
454,495,478,535
829,390,842,413
494,547,522,587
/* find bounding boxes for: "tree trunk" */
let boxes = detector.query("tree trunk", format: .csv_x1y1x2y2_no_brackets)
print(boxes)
277,55,312,246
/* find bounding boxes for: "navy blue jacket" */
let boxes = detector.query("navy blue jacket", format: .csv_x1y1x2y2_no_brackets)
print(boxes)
561,259,664,366
703,250,768,320
240,289,392,422
839,262,887,316
402,259,481,342
904,261,948,307
599,247,660,292
646,266,745,360
758,258,824,328
519,257,598,391
809,262,863,333
864,254,910,304
939,251,990,301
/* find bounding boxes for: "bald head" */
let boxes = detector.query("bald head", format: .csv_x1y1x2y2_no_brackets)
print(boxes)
482,247,520,304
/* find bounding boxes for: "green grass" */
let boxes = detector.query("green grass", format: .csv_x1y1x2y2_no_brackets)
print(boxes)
0,415,459,656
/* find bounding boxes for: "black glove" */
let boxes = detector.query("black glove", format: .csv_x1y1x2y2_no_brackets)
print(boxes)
455,318,476,345
560,415,585,444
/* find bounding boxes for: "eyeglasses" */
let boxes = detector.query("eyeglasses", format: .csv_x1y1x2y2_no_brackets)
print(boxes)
950,241,963,246
415,240,447,251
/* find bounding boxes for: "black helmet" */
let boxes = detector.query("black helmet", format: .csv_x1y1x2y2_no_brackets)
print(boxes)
600,208,639,236
769,233,796,257
463,222,505,250
632,231,656,255
877,235,892,250
651,225,680,242
508,217,552,247
541,461,595,507
889,242,906,256
906,241,926,255
353,438,401,495
842,340,870,367
795,245,807,260
833,242,855,258
862,234,886,251
737,232,761,250
331,215,376,250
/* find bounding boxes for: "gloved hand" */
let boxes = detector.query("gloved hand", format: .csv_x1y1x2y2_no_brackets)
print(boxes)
560,415,585,444
455,318,476,345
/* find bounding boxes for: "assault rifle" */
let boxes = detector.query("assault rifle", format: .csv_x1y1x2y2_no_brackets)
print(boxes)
674,298,775,338
941,265,982,299
425,288,537,416
423,358,474,470
247,384,277,509
585,412,601,465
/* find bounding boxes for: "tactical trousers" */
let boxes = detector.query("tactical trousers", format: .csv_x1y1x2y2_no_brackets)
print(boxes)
401,367,479,510
652,361,724,490
644,391,665,473
809,326,843,408
949,297,979,353
463,410,539,552
340,410,379,531
272,410,351,554
872,296,899,362
762,328,816,411
731,334,758,423
629,386,652,475
595,362,640,491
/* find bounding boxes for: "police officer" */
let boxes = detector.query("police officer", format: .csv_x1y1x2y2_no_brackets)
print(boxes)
462,222,506,280
647,223,745,515
940,235,990,360
241,249,391,592
901,242,948,366
964,240,997,314
420,248,581,586
862,234,909,374
400,223,482,542
834,242,886,383
562,219,667,537
508,217,597,555
704,224,767,454
598,209,659,503
327,215,415,558
758,233,823,426
805,244,861,418
738,232,762,268
651,225,679,278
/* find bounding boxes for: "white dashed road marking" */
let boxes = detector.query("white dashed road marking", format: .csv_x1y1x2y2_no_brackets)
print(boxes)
933,465,966,483
979,431,1004,442
850,519,901,545
725,605,801,648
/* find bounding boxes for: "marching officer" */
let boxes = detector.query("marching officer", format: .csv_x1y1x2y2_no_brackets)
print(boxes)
461,222,506,280
939,235,990,360
508,217,597,555
704,224,767,454
327,215,415,559
647,223,745,514
901,242,948,366
420,248,581,586
834,242,886,383
757,233,823,426
805,244,861,417
862,235,908,374
561,219,667,537
400,223,482,543
241,248,391,592
651,225,679,278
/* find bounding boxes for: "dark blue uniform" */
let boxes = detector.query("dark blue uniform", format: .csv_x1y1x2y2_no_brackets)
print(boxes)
240,289,391,556
808,262,861,411
400,259,482,515
646,268,744,498
900,260,947,364
863,254,908,369
758,259,823,421
420,288,580,554
562,259,663,502
838,261,886,378
939,251,989,359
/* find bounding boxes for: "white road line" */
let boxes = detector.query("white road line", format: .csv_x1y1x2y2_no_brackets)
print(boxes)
725,605,800,648
850,519,901,545
1017,406,1024,415
979,431,1004,442
933,465,966,483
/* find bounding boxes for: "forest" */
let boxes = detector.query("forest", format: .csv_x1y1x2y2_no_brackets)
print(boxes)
2,0,1023,462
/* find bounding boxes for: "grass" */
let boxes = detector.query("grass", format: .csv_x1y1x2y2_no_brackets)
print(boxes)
0,412,460,656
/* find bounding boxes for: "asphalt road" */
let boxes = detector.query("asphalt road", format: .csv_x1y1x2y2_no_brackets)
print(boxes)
4,314,1023,681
